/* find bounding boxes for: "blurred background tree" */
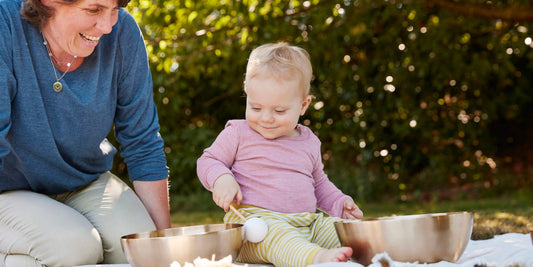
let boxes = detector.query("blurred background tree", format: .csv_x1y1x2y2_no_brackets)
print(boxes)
114,0,533,203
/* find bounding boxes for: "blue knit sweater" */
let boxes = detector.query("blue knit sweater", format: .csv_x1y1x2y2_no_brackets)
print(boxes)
0,0,168,194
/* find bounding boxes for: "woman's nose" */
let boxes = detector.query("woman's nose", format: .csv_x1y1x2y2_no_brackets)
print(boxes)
96,14,116,34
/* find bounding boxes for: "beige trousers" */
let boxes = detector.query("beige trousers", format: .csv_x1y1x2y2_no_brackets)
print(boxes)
0,172,156,267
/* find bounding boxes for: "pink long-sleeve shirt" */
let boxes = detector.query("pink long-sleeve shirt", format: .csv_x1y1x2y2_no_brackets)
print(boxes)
197,119,352,217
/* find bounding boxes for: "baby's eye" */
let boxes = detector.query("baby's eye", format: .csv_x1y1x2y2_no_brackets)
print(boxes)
275,110,286,114
251,107,261,111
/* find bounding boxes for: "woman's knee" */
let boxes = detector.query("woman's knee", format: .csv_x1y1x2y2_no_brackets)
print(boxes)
43,225,103,266
0,191,104,266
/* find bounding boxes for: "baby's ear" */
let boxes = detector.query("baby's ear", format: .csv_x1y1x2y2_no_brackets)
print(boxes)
300,96,312,115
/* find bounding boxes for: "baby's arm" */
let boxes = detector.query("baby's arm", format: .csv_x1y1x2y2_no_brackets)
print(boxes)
197,121,242,211
212,173,242,212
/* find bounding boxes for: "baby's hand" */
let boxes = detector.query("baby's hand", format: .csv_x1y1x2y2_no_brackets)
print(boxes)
342,198,363,219
212,174,242,212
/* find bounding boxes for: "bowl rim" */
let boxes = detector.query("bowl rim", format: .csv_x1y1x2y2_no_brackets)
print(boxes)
334,211,473,224
121,223,244,241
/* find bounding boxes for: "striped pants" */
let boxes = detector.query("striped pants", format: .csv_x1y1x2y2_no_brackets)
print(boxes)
224,205,343,267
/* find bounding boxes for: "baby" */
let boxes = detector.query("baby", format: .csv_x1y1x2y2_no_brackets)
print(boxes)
197,42,363,267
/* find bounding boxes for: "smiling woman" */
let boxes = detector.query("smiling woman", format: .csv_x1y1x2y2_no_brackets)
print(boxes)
0,0,171,265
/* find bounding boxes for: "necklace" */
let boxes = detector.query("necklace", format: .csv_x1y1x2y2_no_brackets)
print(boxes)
42,33,77,92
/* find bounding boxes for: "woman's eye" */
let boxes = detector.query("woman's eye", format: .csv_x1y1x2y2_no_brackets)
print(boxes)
87,8,100,14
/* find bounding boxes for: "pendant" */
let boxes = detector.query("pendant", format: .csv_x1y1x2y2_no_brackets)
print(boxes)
53,81,62,92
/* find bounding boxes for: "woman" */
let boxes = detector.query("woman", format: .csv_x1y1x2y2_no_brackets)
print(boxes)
0,0,171,265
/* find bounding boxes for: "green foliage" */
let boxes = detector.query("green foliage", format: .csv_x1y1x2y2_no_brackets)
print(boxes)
170,192,533,240
120,0,533,201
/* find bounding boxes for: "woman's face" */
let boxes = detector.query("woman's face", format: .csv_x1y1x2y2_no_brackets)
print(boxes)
41,0,120,59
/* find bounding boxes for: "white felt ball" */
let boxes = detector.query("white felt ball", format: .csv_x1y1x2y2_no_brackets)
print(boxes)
244,217,268,243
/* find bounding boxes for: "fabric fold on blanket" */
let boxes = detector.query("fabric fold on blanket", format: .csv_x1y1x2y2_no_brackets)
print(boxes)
310,233,533,267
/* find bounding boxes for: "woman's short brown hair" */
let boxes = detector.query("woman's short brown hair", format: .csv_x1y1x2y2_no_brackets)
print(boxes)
20,0,131,27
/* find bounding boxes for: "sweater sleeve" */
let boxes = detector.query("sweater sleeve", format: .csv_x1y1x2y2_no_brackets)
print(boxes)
113,11,168,182
312,139,352,217
197,120,240,190
0,7,16,171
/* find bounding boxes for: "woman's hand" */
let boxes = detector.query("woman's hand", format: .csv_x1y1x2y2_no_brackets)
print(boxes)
342,198,364,219
212,174,242,212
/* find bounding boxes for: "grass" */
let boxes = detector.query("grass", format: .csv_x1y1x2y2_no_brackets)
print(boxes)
170,192,533,240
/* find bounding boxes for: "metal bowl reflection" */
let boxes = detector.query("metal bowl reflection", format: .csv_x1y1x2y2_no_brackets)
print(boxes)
335,212,473,265
121,224,243,267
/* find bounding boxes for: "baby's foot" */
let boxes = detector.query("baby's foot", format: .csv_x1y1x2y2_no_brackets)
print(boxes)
312,247,353,264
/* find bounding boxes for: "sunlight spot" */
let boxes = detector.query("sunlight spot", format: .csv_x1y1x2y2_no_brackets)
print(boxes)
525,37,532,46
487,158,497,169
380,149,389,157
506,48,513,55
420,27,427,34
359,140,366,148
314,101,324,110
463,160,471,167
343,55,351,63
398,43,406,51
458,110,469,124
170,62,179,72
409,119,417,128
386,76,394,82
384,84,396,92
195,29,206,36
367,86,375,93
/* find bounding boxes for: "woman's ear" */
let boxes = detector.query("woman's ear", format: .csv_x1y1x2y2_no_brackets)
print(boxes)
300,96,312,116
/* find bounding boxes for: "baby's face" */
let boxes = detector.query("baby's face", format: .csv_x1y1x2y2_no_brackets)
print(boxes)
245,75,311,139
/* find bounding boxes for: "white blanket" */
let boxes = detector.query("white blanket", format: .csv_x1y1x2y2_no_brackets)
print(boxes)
77,233,533,267
310,233,533,267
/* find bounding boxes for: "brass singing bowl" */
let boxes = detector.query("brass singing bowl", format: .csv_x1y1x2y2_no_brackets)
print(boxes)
121,224,244,267
335,211,473,265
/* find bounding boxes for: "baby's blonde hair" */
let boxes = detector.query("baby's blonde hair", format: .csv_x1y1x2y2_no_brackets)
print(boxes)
244,42,313,97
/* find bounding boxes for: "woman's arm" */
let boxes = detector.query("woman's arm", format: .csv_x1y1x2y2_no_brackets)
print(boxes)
133,178,171,229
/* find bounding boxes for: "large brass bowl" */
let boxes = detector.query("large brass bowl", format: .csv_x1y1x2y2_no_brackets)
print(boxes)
334,212,473,265
121,224,244,267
